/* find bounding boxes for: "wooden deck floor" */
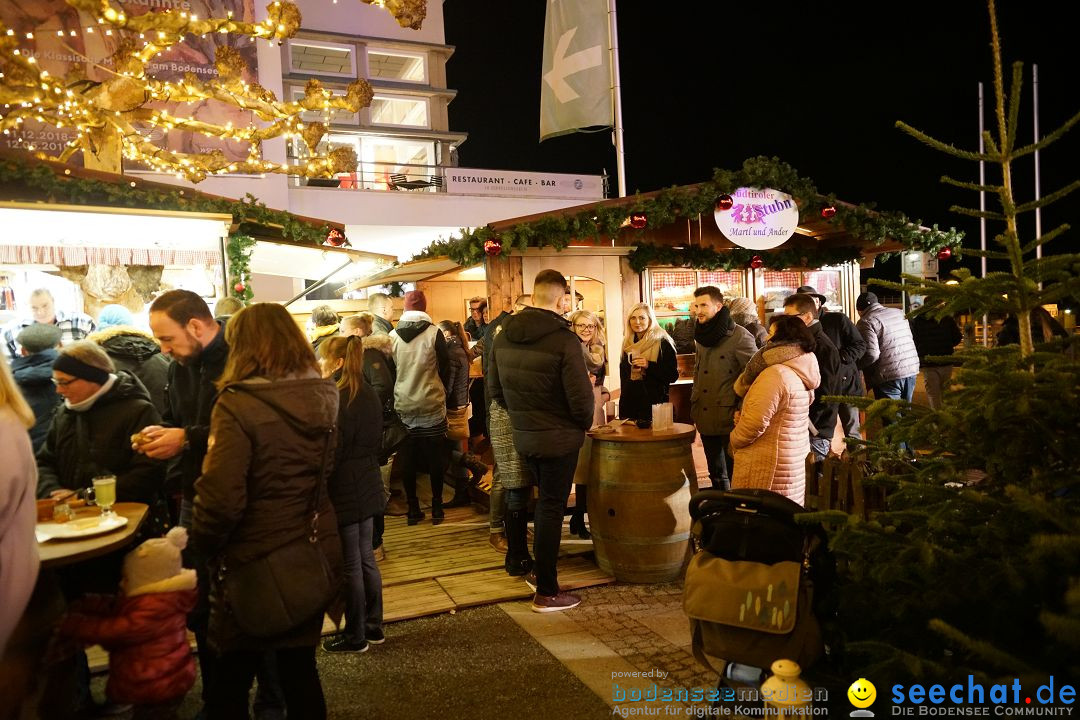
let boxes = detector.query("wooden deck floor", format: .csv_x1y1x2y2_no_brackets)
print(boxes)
319,504,614,634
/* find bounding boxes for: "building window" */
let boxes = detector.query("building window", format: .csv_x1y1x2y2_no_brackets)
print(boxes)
369,94,429,128
366,48,427,83
288,40,356,78
289,87,359,125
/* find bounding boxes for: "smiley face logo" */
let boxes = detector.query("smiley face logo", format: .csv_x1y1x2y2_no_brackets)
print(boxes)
847,678,877,709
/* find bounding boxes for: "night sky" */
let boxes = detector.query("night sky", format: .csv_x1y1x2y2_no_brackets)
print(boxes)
442,1,1079,285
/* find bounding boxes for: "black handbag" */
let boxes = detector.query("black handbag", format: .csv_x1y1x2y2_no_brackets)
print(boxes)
223,427,337,638
379,409,409,464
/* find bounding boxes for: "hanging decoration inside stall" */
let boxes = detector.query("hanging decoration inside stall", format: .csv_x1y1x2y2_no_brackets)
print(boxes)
0,0,426,182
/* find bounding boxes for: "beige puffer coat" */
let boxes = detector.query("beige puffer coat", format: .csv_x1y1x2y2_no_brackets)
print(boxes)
730,347,820,506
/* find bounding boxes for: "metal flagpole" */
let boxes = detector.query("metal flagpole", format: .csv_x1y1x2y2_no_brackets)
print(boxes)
979,82,989,346
1033,64,1042,288
608,0,626,198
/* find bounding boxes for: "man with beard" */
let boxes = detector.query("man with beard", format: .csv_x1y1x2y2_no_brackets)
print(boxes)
690,286,757,490
137,291,286,718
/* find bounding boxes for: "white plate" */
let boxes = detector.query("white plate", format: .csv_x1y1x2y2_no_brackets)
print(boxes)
36,515,129,542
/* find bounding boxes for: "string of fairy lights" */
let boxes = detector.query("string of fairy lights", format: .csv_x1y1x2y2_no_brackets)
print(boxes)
0,0,425,182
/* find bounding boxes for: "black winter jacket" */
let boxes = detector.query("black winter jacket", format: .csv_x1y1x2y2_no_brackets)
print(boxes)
807,322,841,439
361,334,396,413
162,322,228,501
444,337,471,408
617,339,679,422
36,371,165,502
329,385,384,526
11,349,60,452
910,315,963,365
92,327,171,416
487,307,594,457
819,310,867,395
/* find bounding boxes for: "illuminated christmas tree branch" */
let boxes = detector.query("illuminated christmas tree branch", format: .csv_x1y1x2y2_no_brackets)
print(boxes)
0,0,416,182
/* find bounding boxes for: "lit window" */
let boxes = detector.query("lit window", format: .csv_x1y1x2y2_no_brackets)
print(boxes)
288,40,356,78
369,95,429,128
290,87,359,125
366,49,426,83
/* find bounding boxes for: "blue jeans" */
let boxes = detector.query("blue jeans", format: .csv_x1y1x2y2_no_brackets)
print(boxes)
873,376,916,402
340,519,383,644
523,452,580,597
700,434,733,490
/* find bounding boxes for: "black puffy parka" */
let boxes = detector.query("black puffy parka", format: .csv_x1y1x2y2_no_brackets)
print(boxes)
487,307,594,458
328,383,384,526
90,326,171,416
35,370,165,502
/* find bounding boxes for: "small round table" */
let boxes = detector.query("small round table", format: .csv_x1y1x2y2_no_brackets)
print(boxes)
585,422,696,583
37,502,149,569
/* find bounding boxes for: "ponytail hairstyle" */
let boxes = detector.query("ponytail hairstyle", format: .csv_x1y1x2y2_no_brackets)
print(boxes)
438,319,474,361
338,335,366,406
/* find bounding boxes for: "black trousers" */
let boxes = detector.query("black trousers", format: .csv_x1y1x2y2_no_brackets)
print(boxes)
205,646,324,720
524,451,580,597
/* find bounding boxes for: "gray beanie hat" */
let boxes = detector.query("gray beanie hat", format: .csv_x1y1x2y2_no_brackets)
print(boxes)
17,323,62,353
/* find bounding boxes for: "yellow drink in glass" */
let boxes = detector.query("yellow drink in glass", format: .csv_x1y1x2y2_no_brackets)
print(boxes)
92,475,117,516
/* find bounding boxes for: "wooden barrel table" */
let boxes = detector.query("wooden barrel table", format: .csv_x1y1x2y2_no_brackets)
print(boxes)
585,422,696,583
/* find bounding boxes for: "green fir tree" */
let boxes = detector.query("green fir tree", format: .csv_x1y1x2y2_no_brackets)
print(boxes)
819,0,1080,685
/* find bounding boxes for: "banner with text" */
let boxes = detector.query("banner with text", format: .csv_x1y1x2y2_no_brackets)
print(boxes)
444,168,604,200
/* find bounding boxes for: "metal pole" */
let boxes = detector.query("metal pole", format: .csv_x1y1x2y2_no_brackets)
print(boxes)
608,0,626,198
282,257,356,308
979,82,989,346
1033,64,1042,286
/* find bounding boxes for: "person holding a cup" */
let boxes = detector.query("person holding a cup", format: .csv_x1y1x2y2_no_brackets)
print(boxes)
618,303,679,423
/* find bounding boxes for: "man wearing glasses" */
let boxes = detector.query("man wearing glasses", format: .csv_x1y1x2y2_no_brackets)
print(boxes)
464,297,488,341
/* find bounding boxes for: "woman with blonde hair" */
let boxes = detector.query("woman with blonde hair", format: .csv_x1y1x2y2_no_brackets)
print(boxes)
0,354,38,657
618,303,679,422
568,309,606,538
191,303,342,718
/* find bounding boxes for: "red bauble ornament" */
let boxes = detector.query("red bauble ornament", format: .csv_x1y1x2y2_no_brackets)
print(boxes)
937,246,953,261
821,205,837,219
749,255,764,269
483,237,502,256
629,212,647,229
324,228,347,247
234,282,246,293
716,194,734,212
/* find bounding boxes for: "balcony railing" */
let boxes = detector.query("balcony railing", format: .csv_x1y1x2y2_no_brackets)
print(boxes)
292,161,444,192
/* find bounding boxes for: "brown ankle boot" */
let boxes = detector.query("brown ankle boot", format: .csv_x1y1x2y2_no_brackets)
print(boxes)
489,531,508,554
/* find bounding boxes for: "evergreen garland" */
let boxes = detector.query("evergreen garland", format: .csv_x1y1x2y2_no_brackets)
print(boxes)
414,156,964,269
0,157,335,247
226,234,256,302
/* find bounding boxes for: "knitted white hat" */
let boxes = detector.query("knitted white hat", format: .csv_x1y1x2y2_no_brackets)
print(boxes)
122,526,197,597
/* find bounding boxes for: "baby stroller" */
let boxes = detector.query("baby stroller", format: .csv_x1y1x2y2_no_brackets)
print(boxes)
683,488,835,688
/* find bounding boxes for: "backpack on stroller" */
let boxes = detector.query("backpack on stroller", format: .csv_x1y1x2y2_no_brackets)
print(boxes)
683,488,835,677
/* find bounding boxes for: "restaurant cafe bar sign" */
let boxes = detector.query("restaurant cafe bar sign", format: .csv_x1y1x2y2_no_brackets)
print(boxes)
443,168,604,200
714,187,799,250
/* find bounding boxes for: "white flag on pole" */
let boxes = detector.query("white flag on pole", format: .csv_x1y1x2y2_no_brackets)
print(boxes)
540,0,613,141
